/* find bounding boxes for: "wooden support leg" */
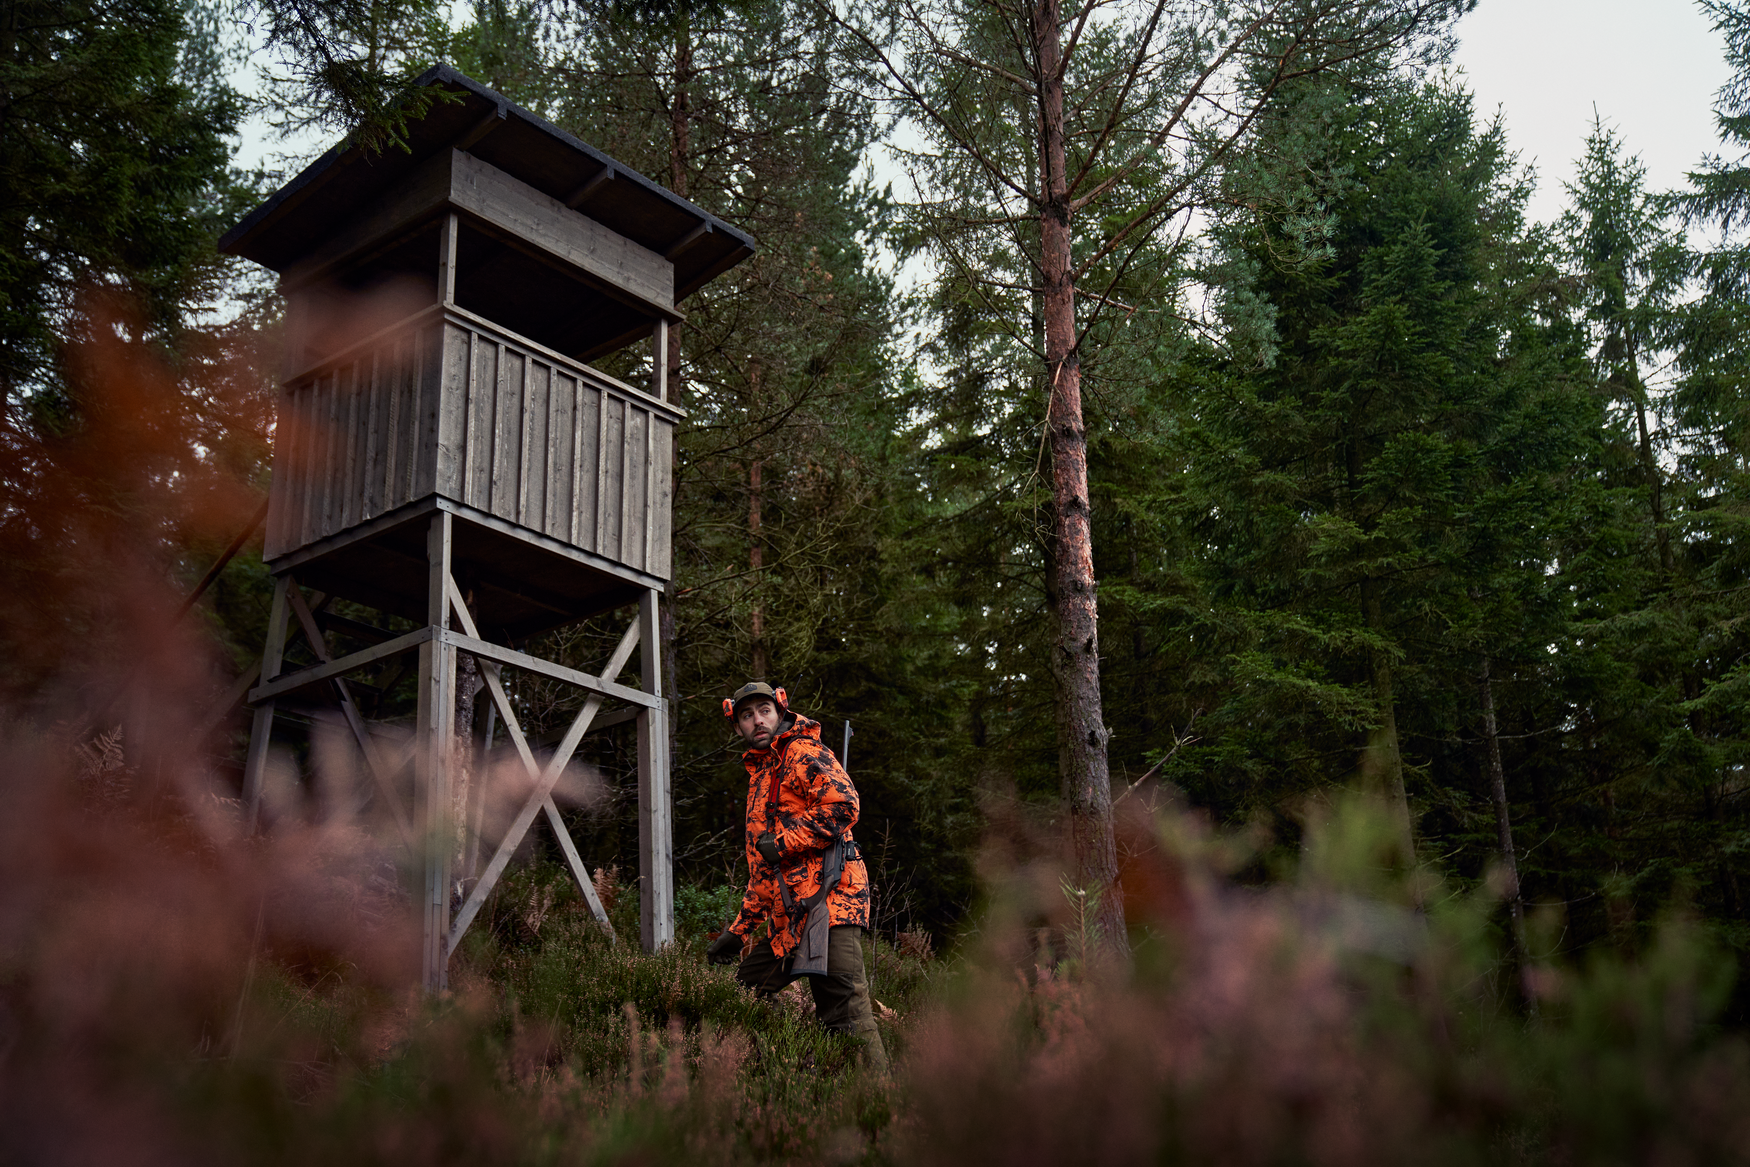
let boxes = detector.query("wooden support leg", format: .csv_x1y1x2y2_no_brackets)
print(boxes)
637,588,674,952
649,318,669,402
417,512,456,992
243,576,292,832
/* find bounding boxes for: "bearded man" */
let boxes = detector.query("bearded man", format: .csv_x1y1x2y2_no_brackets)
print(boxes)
704,682,887,1070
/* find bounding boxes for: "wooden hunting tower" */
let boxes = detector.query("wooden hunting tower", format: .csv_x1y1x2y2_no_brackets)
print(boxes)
221,66,754,988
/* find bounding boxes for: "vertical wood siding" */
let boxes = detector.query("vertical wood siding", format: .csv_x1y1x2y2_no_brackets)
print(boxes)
265,311,675,581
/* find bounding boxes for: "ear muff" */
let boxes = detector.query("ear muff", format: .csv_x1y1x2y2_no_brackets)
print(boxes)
723,698,735,718
774,687,787,708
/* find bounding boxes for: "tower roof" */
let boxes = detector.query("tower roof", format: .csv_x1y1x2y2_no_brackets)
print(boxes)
220,64,754,302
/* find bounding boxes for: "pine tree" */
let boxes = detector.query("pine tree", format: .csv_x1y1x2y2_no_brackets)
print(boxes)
1176,78,1592,886
836,0,1471,953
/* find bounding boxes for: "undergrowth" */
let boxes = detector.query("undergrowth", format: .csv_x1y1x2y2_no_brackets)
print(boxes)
2,748,1746,1164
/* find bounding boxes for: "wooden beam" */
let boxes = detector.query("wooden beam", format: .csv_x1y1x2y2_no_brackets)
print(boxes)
544,797,617,941
446,589,639,954
280,151,453,290
565,165,614,209
248,626,434,702
285,582,416,848
454,106,506,150
192,658,262,751
637,588,674,951
449,151,674,311
442,304,685,417
243,576,292,831
418,511,456,992
315,610,398,646
663,219,711,260
649,319,668,403
438,211,459,304
442,629,657,708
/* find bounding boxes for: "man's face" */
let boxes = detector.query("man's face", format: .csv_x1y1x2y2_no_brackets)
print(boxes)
735,698,782,747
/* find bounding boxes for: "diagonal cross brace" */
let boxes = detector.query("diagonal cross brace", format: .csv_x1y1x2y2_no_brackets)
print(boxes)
446,578,636,953
285,581,416,848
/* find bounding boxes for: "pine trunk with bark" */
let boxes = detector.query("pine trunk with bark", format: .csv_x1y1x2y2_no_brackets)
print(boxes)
660,21,694,761
1032,0,1124,957
1478,655,1527,958
1360,576,1415,863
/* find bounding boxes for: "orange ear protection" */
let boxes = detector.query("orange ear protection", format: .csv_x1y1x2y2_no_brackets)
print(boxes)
723,686,787,718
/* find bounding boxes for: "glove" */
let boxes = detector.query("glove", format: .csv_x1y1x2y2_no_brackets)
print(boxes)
705,930,743,965
756,831,781,868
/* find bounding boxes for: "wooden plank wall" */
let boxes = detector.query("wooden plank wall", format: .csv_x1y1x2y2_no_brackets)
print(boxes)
265,311,675,583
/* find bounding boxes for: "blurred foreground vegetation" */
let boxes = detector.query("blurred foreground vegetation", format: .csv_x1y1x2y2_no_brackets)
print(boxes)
3,754,1745,1164
3,0,1750,1159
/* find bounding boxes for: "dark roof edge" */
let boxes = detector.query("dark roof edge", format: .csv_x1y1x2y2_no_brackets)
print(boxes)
219,63,756,260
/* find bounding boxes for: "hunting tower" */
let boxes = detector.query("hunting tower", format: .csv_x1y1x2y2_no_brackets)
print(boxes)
221,66,753,988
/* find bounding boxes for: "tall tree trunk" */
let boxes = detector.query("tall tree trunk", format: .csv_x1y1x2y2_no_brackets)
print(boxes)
453,648,480,873
749,456,766,678
1032,0,1124,957
660,20,694,764
1621,336,1674,576
1360,577,1414,863
1478,655,1527,960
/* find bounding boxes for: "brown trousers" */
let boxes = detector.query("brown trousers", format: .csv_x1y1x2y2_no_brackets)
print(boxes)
735,925,888,1071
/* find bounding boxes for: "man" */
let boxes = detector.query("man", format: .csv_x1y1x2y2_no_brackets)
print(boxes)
704,681,888,1070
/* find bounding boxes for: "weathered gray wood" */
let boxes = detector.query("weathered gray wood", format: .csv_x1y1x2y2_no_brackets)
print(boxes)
633,409,654,573
644,405,657,572
441,303,682,414
361,350,383,518
442,629,657,709
323,370,345,537
342,363,363,530
242,575,292,831
449,151,674,311
417,511,456,991
439,211,459,304
192,658,262,754
490,344,517,516
268,308,679,582
517,352,534,529
285,581,416,848
649,320,667,403
432,320,463,513
444,591,638,953
280,150,453,291
248,625,434,702
565,165,613,208
412,316,442,499
521,358,542,528
281,289,309,381
663,218,711,259
602,395,622,560
637,588,674,951
652,416,673,578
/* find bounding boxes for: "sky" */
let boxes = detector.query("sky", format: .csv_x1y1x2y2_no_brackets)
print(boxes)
234,0,1741,231
1448,0,1734,227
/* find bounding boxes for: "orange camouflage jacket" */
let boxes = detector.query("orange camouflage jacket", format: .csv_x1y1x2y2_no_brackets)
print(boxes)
727,714,869,957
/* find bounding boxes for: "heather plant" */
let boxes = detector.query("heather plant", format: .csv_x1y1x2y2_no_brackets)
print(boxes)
5,699,1749,1164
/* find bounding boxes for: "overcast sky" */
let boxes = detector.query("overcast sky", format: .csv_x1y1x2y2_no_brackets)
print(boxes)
1449,0,1734,227
235,1,1742,231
